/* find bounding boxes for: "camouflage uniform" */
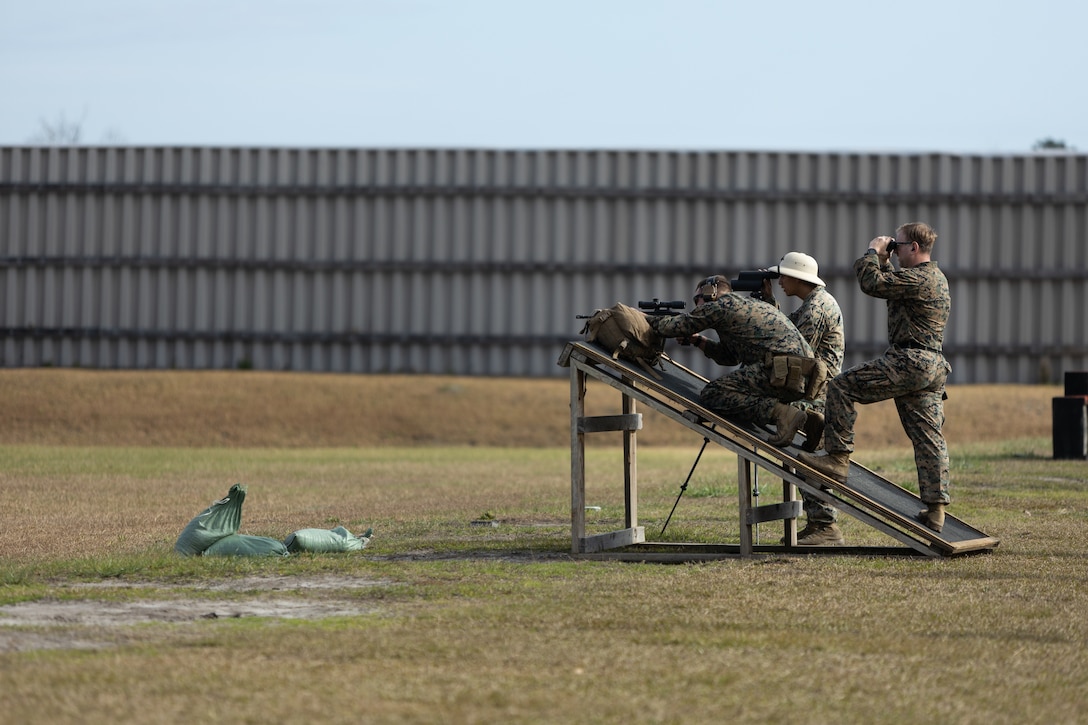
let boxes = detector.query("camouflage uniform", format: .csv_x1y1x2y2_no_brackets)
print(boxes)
823,253,952,505
778,286,845,524
784,286,844,386
648,293,812,426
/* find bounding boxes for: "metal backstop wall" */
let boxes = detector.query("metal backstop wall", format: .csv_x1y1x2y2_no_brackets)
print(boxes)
2,146,1085,383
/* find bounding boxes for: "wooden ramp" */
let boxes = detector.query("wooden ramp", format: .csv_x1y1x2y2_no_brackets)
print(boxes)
558,341,1000,560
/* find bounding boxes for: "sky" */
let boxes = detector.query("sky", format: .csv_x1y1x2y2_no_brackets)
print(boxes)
1,0,1085,153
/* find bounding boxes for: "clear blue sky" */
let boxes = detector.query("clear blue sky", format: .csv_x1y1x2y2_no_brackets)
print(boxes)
2,0,1084,153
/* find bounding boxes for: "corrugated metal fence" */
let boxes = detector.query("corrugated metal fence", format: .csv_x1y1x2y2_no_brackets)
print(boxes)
2,146,1086,383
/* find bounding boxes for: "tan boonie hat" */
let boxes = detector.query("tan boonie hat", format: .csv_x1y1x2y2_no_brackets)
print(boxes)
769,251,824,286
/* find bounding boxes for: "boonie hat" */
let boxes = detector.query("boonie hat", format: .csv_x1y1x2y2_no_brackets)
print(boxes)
769,251,824,286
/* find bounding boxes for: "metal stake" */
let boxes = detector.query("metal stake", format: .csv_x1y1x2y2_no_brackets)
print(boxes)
660,435,711,537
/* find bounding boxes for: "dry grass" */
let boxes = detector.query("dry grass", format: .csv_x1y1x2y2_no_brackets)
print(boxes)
2,369,1086,724
0,368,1062,449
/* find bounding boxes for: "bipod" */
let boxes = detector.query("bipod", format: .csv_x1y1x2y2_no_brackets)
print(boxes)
659,434,712,537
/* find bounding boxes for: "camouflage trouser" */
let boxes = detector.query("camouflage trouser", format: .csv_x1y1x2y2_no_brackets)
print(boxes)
823,348,952,505
797,398,837,523
699,364,780,425
702,367,839,522
802,488,838,524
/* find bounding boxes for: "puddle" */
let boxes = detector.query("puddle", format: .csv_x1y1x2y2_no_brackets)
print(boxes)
0,597,376,627
0,575,389,652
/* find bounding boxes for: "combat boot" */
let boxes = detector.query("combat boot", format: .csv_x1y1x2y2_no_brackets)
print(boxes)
797,522,845,546
798,450,850,483
801,410,825,452
780,521,817,544
769,403,807,447
917,503,946,533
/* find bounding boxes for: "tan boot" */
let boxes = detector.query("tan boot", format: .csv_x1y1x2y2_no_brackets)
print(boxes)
780,521,817,544
769,403,807,447
798,450,850,483
801,410,825,453
797,522,845,546
917,503,946,533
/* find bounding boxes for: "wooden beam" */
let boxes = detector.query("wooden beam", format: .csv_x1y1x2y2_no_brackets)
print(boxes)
578,414,643,433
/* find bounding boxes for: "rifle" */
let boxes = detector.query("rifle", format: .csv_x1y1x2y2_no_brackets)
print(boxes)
576,298,685,320
638,298,686,315
638,298,700,346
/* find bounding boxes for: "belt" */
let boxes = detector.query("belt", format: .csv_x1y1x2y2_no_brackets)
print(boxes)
898,341,942,354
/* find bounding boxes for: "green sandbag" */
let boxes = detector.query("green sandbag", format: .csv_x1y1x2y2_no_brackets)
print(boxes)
175,484,246,556
284,526,373,553
203,533,289,557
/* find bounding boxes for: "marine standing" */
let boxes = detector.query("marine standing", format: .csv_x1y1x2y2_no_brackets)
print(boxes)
799,222,953,532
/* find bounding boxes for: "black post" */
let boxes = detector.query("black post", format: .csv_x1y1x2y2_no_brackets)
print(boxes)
1053,372,1088,460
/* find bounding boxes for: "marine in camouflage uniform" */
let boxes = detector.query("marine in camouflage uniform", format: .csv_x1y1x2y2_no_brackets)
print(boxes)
800,222,952,533
763,252,845,535
780,287,844,390
647,275,813,429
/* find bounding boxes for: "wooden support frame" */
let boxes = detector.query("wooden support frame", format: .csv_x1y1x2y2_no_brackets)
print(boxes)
569,363,645,554
559,341,999,561
566,349,804,558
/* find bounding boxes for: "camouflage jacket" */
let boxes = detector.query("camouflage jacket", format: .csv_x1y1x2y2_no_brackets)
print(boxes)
785,286,845,377
648,293,812,367
855,255,950,352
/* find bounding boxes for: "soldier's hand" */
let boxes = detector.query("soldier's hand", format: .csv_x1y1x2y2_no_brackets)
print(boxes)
678,334,705,349
869,235,894,263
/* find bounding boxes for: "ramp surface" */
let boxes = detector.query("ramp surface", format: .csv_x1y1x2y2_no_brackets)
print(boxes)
559,341,999,557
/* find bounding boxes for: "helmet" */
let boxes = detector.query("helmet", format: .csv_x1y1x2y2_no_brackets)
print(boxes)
769,252,824,286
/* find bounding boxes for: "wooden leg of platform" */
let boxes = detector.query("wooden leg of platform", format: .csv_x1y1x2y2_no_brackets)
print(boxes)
623,392,638,531
738,454,754,557
783,473,799,546
571,367,587,554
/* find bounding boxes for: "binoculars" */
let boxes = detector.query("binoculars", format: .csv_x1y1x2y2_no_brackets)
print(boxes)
730,270,780,293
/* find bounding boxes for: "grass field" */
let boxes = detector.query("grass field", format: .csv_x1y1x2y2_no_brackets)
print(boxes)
1,369,1086,724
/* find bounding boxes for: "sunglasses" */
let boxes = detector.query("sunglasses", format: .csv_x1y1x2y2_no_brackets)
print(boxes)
693,293,712,304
